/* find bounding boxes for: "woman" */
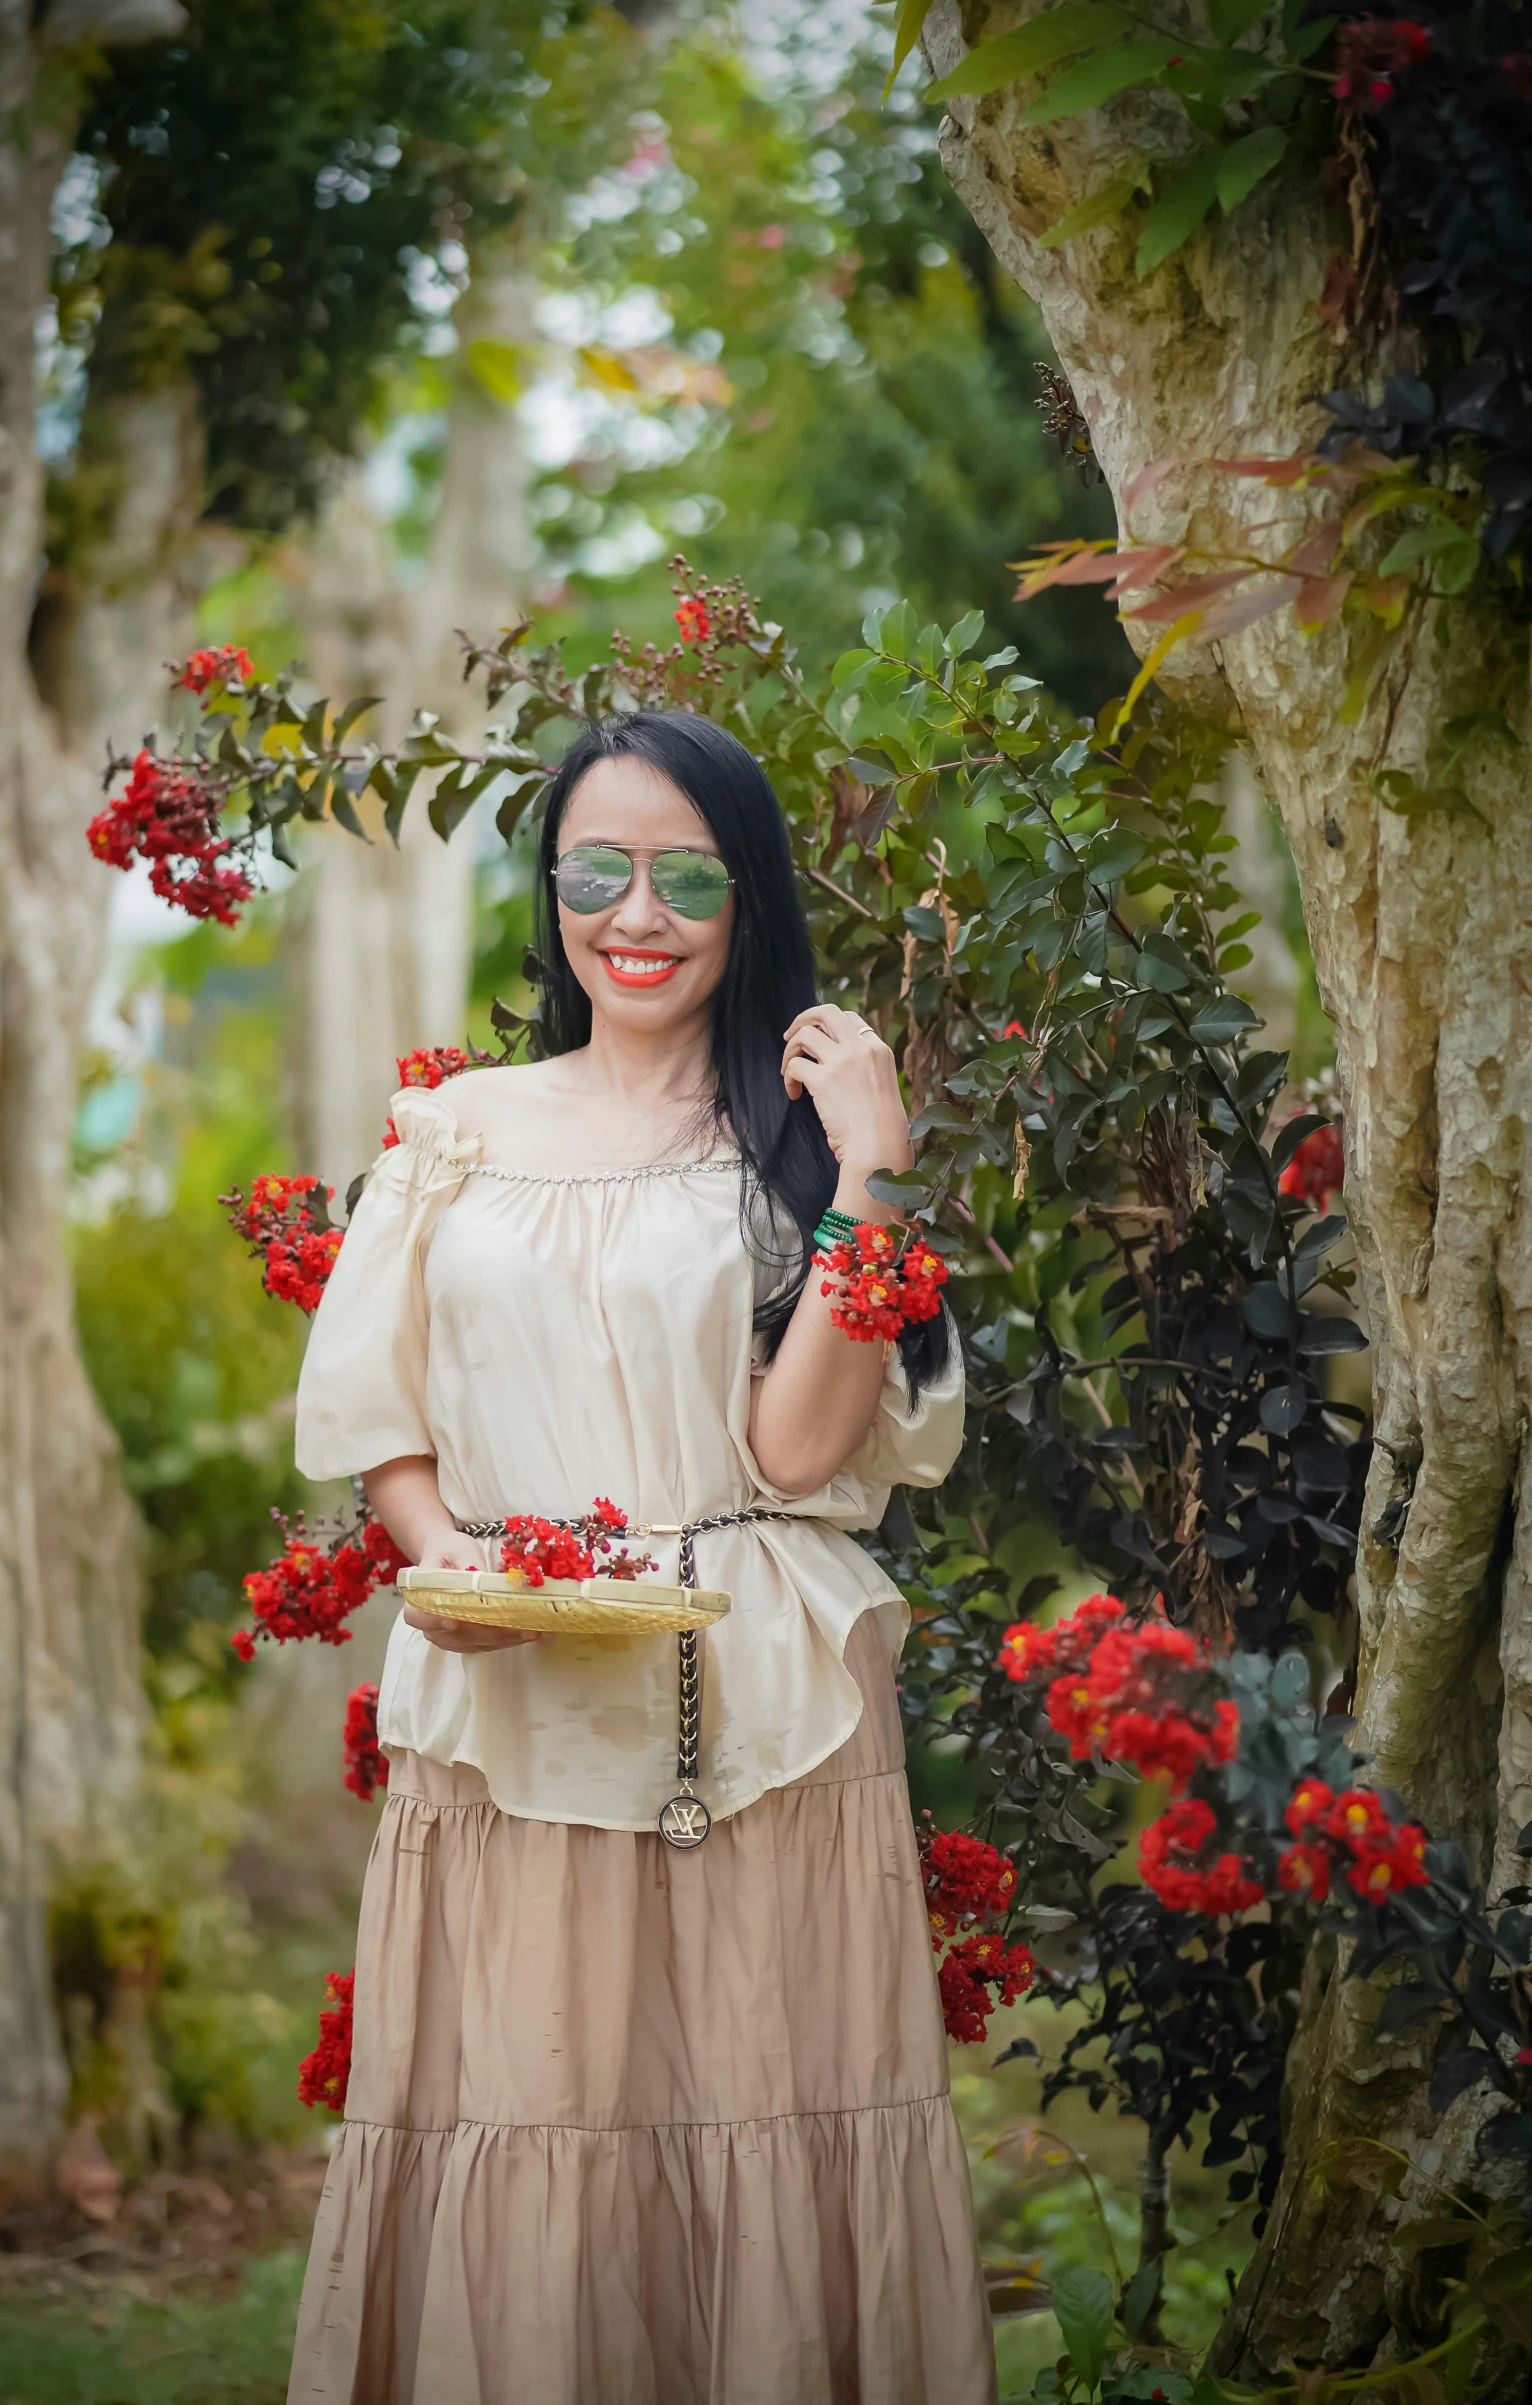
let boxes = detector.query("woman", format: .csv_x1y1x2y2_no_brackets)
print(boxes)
288,710,996,2405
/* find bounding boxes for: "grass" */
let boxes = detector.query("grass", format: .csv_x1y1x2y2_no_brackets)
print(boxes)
0,2253,304,2405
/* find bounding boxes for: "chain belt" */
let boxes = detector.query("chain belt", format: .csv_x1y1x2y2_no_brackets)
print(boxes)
455,1507,788,1849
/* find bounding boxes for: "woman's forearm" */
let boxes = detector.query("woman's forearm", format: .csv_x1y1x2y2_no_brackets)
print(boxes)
748,1161,898,1493
363,1454,457,1561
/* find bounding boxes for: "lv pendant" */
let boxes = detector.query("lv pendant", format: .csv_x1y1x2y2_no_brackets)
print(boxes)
658,1782,712,1849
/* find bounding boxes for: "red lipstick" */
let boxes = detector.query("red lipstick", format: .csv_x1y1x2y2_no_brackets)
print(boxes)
599,948,681,989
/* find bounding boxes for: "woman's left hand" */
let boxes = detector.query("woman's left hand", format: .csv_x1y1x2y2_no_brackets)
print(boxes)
780,1005,912,1179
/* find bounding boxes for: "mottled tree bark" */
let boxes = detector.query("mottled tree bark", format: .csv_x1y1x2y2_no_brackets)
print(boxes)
924,0,1532,2371
0,0,186,2172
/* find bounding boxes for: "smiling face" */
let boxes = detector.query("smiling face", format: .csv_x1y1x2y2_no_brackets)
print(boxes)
553,755,735,1035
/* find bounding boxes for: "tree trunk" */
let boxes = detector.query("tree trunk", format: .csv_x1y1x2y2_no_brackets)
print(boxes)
0,0,191,2174
288,261,538,1190
924,0,1532,2371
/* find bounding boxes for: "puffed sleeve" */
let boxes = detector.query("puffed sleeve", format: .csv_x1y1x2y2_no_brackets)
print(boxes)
293,1089,481,1481
841,1319,966,1491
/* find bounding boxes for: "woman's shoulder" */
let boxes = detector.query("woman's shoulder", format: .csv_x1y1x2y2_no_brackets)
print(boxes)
441,1060,564,1144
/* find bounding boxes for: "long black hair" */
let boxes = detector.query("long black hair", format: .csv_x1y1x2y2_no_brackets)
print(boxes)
531,710,951,1404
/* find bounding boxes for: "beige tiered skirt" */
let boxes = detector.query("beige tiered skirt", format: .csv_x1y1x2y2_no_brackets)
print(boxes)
286,1614,996,2405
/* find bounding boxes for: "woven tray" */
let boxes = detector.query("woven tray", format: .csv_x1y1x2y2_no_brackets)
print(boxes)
395,1565,731,1637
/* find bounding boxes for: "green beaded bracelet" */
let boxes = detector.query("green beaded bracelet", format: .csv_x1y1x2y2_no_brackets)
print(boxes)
812,1206,859,1252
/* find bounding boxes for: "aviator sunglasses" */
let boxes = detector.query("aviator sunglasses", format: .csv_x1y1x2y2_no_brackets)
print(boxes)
554,843,734,922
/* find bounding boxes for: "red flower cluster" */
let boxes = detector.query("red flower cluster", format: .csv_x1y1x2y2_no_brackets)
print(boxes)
1276,1778,1429,1904
1279,1120,1344,1214
921,1823,1017,1938
674,598,712,642
342,1681,388,1802
397,1045,473,1089
917,1818,1033,2043
222,1172,343,1313
1333,17,1430,111
1002,1594,1236,1794
297,1968,354,2112
815,1223,949,1343
999,1590,1124,1683
380,1046,474,1147
87,750,253,925
173,645,254,695
1140,1799,1263,1917
499,1498,657,1586
938,1931,1036,2045
231,1514,409,1659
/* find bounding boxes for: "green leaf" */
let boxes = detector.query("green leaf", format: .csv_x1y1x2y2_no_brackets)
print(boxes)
846,754,899,786
330,693,383,746
925,5,1132,102
1209,0,1272,39
1136,146,1223,276
1259,1381,1308,1436
1216,124,1287,211
1120,2258,1162,2337
467,337,534,405
1297,1314,1368,1355
1051,2263,1114,2390
1085,826,1148,884
1135,932,1193,992
1436,537,1484,595
1271,1112,1325,1172
1023,38,1179,126
1039,164,1149,248
1378,520,1475,576
945,608,985,657
1190,995,1261,1044
327,785,371,843
875,599,916,660
885,0,938,94
1290,12,1340,61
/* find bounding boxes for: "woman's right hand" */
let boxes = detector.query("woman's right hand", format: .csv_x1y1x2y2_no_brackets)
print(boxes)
402,1534,544,1653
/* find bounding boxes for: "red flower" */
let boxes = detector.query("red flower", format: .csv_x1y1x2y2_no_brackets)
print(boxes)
1140,1798,1262,1916
396,1046,473,1090
999,1619,1058,1683
1278,1120,1344,1214
87,749,254,925
674,598,712,643
921,1825,1016,1927
222,1172,342,1313
173,645,254,695
1333,18,1430,112
1039,1611,1232,1793
1277,1841,1332,1901
231,1511,409,1657
936,1930,1035,2045
1326,1787,1389,1850
815,1222,949,1343
499,1500,656,1587
297,1968,354,2112
342,1681,388,1802
1285,1777,1335,1836
1348,1823,1429,1900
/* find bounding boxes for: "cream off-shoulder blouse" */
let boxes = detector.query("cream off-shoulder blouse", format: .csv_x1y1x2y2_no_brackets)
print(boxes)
293,1087,966,1831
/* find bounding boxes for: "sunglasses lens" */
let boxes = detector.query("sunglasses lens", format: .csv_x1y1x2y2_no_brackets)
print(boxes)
651,851,732,920
555,847,632,913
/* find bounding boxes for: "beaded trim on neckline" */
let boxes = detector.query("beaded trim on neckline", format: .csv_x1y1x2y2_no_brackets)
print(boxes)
463,1156,741,1190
